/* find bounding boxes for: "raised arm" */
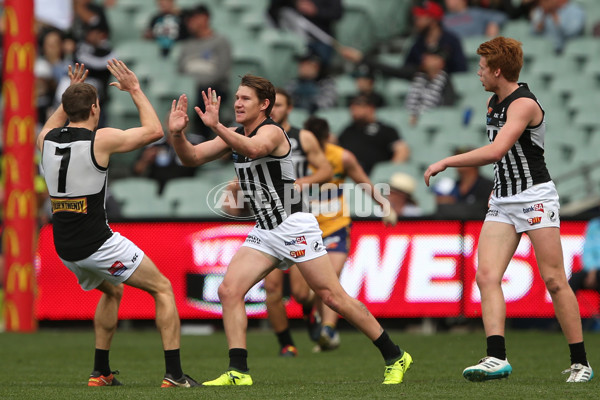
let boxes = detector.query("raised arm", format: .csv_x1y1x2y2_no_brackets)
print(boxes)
94,59,163,162
196,88,286,159
37,63,89,151
169,93,230,167
295,129,332,186
424,97,539,186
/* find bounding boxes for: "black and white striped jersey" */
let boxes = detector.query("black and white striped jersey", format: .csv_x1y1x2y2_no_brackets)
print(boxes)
287,126,309,179
486,83,551,197
232,118,304,230
41,127,113,261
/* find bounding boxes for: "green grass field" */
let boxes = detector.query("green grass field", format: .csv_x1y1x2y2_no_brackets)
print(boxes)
0,325,598,399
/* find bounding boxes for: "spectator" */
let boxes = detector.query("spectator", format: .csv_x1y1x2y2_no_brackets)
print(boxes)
337,95,409,176
144,0,188,57
71,0,110,43
37,29,71,85
285,51,337,114
344,64,386,108
443,0,508,38
470,0,537,20
569,217,600,295
404,46,458,126
530,0,585,54
432,146,494,219
34,56,56,128
178,4,232,137
268,0,343,67
72,19,116,128
339,0,467,80
387,172,423,217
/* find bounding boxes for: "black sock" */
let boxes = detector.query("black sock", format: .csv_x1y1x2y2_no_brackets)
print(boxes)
93,349,111,376
486,335,506,360
276,328,295,348
228,348,249,372
164,349,183,379
302,303,313,319
373,331,402,364
569,342,588,366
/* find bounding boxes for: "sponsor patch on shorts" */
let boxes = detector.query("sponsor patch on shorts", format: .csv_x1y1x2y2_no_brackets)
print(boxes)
108,261,127,276
290,249,306,258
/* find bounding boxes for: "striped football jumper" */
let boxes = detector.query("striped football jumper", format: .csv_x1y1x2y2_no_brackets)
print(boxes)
486,83,551,198
232,118,304,229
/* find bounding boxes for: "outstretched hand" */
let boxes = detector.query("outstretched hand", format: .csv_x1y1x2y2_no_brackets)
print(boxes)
424,160,447,187
68,63,88,85
169,94,189,134
107,59,140,92
194,88,221,129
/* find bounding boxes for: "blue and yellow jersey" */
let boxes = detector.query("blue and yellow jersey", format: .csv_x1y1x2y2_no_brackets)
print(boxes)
310,143,351,237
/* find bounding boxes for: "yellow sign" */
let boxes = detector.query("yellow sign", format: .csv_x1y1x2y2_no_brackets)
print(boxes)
6,263,35,293
2,80,18,110
6,115,34,145
51,197,88,214
4,299,20,331
3,227,20,257
6,189,36,219
5,42,35,73
3,154,20,184
3,6,18,36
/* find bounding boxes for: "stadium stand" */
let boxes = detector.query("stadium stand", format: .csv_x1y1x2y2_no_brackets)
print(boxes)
95,1,600,218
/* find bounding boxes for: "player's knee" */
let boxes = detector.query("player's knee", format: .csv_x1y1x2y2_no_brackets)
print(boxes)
292,289,311,305
154,274,174,296
218,281,243,303
318,290,341,313
265,289,283,305
111,283,124,301
263,280,282,297
475,268,502,288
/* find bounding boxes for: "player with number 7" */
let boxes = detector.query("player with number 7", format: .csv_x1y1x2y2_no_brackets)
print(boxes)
37,60,199,388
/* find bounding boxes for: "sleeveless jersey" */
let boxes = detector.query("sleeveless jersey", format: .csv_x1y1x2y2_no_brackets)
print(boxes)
287,126,309,179
310,143,351,237
486,83,551,197
41,127,113,261
232,118,304,230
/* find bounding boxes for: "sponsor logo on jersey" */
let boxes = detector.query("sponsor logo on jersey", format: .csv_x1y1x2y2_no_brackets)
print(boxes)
51,197,87,214
284,236,307,246
131,253,139,264
523,203,544,214
245,235,261,245
290,249,306,258
108,261,127,276
527,216,542,225
548,210,557,222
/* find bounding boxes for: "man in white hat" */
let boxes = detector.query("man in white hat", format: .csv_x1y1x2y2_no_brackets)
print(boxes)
388,172,422,217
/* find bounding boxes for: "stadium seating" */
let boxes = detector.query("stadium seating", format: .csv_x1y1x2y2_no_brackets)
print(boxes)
334,2,377,51
314,107,351,137
98,2,600,217
111,177,160,204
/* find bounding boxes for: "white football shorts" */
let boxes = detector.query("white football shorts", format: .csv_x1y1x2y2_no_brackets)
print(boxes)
242,212,328,270
60,232,144,290
485,181,560,233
